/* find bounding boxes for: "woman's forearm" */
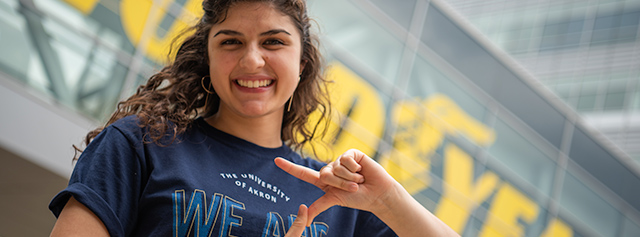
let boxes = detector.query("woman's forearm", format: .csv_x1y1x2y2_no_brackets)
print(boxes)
373,182,460,237
50,196,109,237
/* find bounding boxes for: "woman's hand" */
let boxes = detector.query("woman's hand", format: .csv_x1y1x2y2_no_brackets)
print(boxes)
275,149,459,236
275,149,398,225
284,204,309,237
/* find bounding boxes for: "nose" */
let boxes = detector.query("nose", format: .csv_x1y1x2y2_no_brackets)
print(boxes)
239,44,265,70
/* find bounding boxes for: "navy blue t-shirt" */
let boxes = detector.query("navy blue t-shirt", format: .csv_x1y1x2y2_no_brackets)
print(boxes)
49,116,396,236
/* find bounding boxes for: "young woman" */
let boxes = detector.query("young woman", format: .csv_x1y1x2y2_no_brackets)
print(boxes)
49,0,458,236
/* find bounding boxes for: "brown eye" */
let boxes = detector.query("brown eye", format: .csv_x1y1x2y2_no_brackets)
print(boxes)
264,39,284,45
222,39,241,45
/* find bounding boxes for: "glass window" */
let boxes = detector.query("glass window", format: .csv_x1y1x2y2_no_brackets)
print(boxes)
421,5,502,94
591,10,640,45
488,118,556,195
499,75,568,149
25,49,51,95
308,0,404,85
622,217,640,237
540,18,584,50
497,13,525,52
0,0,33,82
603,82,627,111
43,17,95,86
411,187,439,212
560,171,621,237
577,94,597,112
577,81,600,111
593,14,618,30
407,55,487,122
33,0,99,34
156,0,189,38
369,0,416,29
618,25,639,41
39,15,132,117
570,127,640,216
622,11,640,27
34,0,136,57
465,215,485,237
76,52,128,120
632,82,640,111
422,4,567,149
525,206,552,237
553,83,574,99
5,0,138,120
604,91,626,111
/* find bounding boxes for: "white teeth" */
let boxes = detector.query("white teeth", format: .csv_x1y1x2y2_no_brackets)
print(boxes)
237,79,273,88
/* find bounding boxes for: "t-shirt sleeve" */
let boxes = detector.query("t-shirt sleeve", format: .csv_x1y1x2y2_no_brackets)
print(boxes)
49,118,145,237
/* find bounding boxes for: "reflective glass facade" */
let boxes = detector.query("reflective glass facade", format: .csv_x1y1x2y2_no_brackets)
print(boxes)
1,0,639,236
441,0,640,163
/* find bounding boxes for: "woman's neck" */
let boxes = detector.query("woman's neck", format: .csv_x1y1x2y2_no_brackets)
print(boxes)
204,109,284,148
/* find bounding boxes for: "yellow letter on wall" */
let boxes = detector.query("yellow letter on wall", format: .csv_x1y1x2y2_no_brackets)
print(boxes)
120,0,202,63
381,94,496,195
380,99,444,194
302,62,385,161
63,0,100,15
435,144,499,233
480,184,539,237
425,94,495,146
540,218,573,237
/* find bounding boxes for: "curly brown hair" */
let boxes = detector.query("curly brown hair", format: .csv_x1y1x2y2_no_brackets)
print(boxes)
77,0,330,157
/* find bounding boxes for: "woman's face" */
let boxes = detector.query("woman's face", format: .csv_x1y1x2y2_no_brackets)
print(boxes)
207,2,304,119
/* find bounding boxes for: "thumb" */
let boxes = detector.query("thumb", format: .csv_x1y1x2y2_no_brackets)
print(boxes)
285,204,308,237
306,195,336,227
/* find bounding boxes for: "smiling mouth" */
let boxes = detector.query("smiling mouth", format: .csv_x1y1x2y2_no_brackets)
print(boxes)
235,79,274,88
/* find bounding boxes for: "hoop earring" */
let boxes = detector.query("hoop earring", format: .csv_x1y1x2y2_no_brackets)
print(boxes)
201,76,214,94
201,76,214,109
288,75,301,112
287,92,294,112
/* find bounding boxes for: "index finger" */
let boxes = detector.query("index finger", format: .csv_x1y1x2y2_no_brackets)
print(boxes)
275,157,323,189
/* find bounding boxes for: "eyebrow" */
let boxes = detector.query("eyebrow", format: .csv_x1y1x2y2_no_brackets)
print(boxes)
213,29,291,37
213,30,242,37
260,29,291,36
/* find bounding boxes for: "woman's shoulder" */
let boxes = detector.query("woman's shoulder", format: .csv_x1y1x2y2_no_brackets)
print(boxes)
109,115,143,128
86,115,146,148
102,115,146,138
108,115,181,136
